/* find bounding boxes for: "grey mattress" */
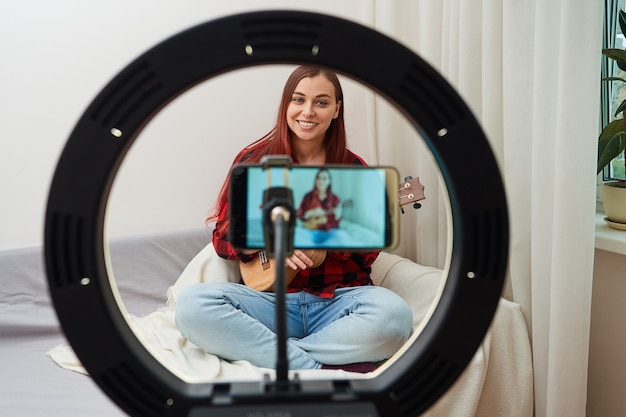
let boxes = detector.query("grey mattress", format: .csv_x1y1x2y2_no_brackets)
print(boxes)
0,228,212,416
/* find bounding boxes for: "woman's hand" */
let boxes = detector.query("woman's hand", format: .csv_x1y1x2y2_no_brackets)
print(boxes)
286,249,327,271
304,207,326,219
332,204,342,219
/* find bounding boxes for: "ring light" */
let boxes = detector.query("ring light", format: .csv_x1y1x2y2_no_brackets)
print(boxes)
45,10,508,417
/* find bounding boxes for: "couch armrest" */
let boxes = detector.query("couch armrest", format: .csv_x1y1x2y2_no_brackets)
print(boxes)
371,252,443,329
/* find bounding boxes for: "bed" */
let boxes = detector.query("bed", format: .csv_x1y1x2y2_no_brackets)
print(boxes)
0,227,534,416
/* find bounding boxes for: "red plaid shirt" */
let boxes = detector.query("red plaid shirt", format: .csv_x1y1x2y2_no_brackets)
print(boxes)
213,149,379,298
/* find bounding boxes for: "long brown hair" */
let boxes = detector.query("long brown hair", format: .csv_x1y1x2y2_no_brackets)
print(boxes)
209,65,350,234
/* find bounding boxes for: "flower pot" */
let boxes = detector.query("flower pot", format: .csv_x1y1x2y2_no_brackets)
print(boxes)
602,182,626,228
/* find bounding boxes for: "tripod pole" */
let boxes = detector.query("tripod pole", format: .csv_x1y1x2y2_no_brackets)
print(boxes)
270,206,290,389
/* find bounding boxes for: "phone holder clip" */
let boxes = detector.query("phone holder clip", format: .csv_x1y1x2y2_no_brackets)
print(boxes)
260,156,296,256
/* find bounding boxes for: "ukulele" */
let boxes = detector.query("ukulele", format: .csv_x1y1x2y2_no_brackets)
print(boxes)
240,249,327,292
239,176,425,292
303,200,353,230
398,176,425,212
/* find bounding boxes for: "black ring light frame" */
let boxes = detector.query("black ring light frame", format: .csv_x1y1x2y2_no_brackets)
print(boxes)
45,10,508,417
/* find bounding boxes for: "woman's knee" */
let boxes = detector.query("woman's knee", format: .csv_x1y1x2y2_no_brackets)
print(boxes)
369,287,414,338
174,285,200,332
174,283,226,331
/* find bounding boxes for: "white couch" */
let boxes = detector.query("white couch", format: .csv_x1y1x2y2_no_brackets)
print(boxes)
1,227,533,416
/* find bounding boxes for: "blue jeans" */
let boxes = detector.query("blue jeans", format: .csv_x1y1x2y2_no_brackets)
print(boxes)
174,282,413,370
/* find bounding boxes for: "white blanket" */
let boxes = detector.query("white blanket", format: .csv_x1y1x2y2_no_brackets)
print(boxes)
48,243,533,416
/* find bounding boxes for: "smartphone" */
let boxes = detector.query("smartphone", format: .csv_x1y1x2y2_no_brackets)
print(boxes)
228,163,400,251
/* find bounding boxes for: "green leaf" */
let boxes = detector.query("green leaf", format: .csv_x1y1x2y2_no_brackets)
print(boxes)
598,132,625,174
619,9,626,36
598,120,625,174
600,119,625,138
616,100,626,116
603,48,626,61
603,76,626,83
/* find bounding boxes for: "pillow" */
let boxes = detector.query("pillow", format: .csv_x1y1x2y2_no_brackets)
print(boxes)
371,252,444,329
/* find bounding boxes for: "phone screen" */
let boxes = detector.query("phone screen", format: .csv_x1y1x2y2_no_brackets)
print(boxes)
229,164,400,251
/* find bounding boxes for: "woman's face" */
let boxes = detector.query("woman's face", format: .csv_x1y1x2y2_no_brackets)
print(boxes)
315,170,331,191
286,75,341,144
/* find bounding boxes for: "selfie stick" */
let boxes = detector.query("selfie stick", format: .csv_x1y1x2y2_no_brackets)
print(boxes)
260,156,296,391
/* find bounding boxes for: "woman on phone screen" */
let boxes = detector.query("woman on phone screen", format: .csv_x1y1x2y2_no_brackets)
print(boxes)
296,168,350,245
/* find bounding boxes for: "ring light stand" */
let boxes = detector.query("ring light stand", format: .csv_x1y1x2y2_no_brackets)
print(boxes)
259,155,297,389
45,10,509,417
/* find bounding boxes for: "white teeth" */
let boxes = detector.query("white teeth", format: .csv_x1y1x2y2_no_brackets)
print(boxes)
298,121,316,127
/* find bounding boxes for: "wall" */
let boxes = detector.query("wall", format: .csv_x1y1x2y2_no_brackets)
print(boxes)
587,249,626,416
0,0,378,250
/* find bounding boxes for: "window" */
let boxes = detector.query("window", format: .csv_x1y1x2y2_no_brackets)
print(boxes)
603,0,626,181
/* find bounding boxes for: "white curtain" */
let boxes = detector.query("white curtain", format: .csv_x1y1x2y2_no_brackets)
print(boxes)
370,1,602,416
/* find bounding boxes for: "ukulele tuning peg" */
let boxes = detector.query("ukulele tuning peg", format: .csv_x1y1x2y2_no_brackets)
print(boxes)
413,203,421,209
403,176,413,190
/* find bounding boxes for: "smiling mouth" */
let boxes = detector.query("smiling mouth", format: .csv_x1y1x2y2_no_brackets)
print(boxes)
297,120,317,128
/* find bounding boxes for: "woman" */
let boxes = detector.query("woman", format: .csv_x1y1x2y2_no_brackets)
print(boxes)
175,66,412,373
296,168,347,245
298,168,342,231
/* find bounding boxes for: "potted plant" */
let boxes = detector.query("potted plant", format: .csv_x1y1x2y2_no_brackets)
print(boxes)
600,10,626,229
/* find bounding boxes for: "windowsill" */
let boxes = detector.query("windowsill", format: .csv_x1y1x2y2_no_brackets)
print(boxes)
595,212,626,256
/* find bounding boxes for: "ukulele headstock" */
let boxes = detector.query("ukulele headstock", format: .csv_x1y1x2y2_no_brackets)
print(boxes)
399,176,425,212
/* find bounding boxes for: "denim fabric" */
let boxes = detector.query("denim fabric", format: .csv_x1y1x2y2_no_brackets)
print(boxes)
174,282,413,370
